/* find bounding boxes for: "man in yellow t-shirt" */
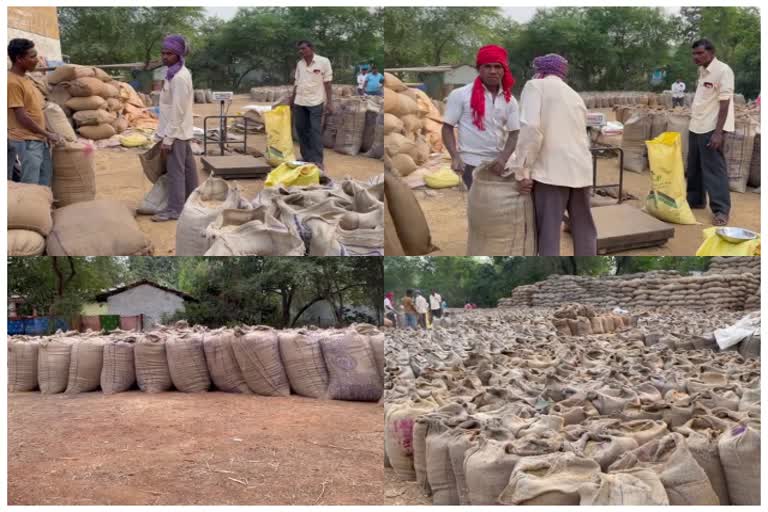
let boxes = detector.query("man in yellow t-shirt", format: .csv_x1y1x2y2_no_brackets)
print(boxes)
7,38,60,185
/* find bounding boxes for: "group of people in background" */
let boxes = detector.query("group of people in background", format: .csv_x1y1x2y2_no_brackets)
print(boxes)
357,65,383,96
384,289,446,329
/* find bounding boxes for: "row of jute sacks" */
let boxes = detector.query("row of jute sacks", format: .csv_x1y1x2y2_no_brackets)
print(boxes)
174,175,384,256
580,91,747,110
249,85,357,103
707,255,761,274
8,324,384,402
384,308,760,505
383,72,444,177
615,105,760,192
322,96,384,159
497,271,760,310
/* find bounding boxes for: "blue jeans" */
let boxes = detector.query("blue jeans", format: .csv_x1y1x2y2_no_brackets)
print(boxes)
8,140,53,186
405,314,419,329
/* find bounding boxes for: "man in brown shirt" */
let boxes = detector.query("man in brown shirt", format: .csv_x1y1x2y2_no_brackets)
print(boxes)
7,38,60,185
402,289,419,330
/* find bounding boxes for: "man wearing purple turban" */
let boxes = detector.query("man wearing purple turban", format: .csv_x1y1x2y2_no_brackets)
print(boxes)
152,34,197,222
510,53,596,256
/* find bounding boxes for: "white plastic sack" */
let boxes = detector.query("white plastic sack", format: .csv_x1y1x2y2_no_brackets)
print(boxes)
714,311,760,350
137,174,168,215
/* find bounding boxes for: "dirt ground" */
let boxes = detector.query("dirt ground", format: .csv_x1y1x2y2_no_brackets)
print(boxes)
416,108,760,256
384,467,431,505
8,392,383,506
95,94,383,255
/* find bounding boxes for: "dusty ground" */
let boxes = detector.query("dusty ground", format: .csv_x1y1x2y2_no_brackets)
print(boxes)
384,467,431,505
95,94,382,255
415,108,760,256
8,391,383,506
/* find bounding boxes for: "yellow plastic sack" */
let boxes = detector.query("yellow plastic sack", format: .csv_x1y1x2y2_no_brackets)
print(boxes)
696,227,761,256
263,105,296,167
265,161,320,188
645,132,697,224
424,167,461,189
120,133,149,147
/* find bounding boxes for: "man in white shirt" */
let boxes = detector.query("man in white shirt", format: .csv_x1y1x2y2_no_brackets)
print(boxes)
153,34,197,222
688,38,735,226
414,291,429,329
357,67,368,96
429,290,443,319
671,78,686,108
443,45,521,190
513,53,596,256
290,40,333,168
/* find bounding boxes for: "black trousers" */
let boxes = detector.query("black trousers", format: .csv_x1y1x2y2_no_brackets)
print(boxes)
687,130,730,215
463,164,476,189
672,97,685,108
294,104,325,165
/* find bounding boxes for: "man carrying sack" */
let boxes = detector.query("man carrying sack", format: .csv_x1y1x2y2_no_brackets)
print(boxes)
442,45,520,190
514,53,596,256
151,34,197,222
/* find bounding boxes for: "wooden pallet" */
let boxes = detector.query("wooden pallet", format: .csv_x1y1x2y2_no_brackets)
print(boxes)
592,204,675,254
201,155,271,179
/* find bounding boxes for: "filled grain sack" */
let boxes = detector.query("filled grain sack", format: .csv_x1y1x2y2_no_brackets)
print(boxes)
748,132,760,188
65,95,107,112
44,102,77,142
203,330,251,393
106,97,124,112
321,99,343,148
369,333,385,384
49,84,73,115
8,341,39,391
7,182,54,235
384,72,408,92
319,333,382,401
66,339,106,393
385,398,440,481
384,113,404,135
384,198,406,255
467,164,536,255
139,141,167,184
622,111,652,172
65,77,108,98
38,339,73,394
47,199,153,256
666,112,691,169
231,328,290,396
609,432,720,505
334,99,367,156
51,142,96,207
134,335,173,392
8,230,45,256
176,176,244,256
204,207,305,256
73,109,117,127
384,171,438,255
724,117,757,193
390,153,418,176
137,174,168,216
384,132,418,159
277,331,329,399
362,110,384,157
46,64,96,84
499,452,601,505
101,340,136,394
580,468,669,505
675,416,731,504
77,123,117,140
718,423,760,505
165,334,211,392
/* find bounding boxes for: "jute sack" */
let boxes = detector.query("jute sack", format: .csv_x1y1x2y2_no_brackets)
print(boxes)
134,335,173,392
390,153,418,176
384,113,404,135
368,333,385,385
384,72,408,92
44,102,77,142
176,176,244,256
113,116,128,135
724,117,757,193
8,230,45,256
277,331,329,399
609,432,720,505
622,111,652,173
77,123,116,140
38,339,73,394
139,142,167,184
137,174,169,216
231,328,290,396
8,182,53,235
363,111,384,159
718,423,760,505
320,333,383,401
203,330,251,393
413,418,432,495
384,132,418,159
675,416,730,504
384,398,440,481
51,142,96,207
204,208,305,256
467,164,536,256
66,340,106,393
384,171,438,255
73,109,117,127
500,452,601,505
47,199,152,256
334,99,367,156
65,95,107,112
106,97,124,112
101,340,136,394
8,341,39,391
47,64,96,84
165,334,211,392
581,468,669,505
65,77,108,98
384,198,406,255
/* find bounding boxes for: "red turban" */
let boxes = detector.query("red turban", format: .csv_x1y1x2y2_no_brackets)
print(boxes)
471,45,515,130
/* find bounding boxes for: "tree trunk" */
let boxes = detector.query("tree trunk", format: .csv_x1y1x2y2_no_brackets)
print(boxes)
291,297,325,327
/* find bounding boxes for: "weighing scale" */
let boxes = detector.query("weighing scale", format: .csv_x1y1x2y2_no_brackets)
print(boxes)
586,112,625,204
201,91,271,179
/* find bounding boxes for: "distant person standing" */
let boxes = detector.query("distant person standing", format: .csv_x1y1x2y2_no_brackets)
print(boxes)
430,289,443,319
364,65,384,96
357,66,368,96
415,290,429,329
384,291,398,327
152,34,197,222
688,38,735,227
7,38,60,185
402,289,419,329
671,78,686,107
290,40,333,169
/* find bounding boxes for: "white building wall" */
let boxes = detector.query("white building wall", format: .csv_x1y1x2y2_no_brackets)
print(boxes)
8,28,62,63
106,285,186,328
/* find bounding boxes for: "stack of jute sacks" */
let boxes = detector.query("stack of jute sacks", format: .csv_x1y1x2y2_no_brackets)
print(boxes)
323,95,384,159
384,307,760,506
8,323,384,402
613,103,759,192
706,256,760,275
7,182,54,256
551,304,633,336
249,85,356,103
580,91,747,111
383,72,444,177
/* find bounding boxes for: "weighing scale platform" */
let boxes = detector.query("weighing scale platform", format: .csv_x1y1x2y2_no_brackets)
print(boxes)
592,204,675,254
201,155,272,179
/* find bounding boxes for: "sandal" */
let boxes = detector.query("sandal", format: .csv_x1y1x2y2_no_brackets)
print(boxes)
151,211,180,222
712,213,729,226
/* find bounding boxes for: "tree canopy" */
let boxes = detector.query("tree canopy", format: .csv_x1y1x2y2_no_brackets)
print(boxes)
383,6,760,98
383,256,713,307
